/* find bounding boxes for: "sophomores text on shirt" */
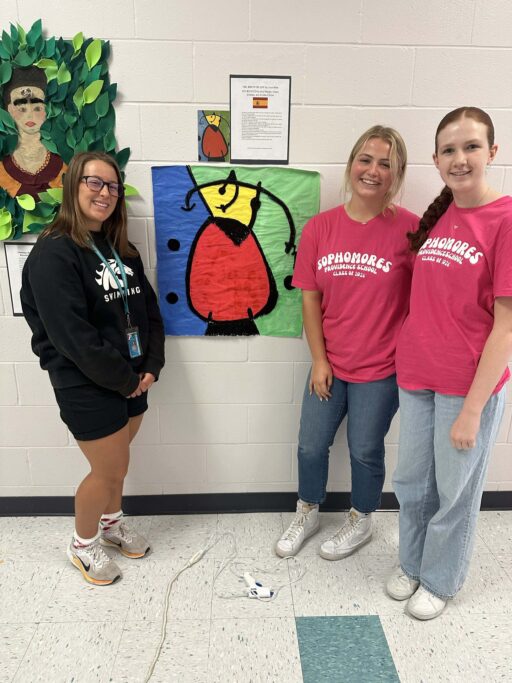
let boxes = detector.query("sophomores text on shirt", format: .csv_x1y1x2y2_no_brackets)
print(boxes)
396,196,512,395
293,205,418,383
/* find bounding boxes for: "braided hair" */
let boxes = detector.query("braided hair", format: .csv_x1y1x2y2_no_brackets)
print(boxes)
408,107,495,252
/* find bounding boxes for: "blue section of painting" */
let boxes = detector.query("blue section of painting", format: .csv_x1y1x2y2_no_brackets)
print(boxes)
295,616,399,683
152,165,208,335
197,113,208,162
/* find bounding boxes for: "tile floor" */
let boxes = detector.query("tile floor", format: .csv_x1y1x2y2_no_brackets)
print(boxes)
0,510,511,682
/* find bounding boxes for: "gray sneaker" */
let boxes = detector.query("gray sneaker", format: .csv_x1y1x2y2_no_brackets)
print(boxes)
319,508,372,560
275,500,320,557
67,538,122,585
386,568,420,600
100,522,150,558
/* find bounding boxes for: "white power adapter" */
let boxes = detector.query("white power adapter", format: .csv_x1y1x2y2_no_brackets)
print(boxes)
243,572,273,599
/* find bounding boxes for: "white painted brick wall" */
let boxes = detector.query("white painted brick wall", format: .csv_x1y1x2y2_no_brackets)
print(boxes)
1,1,511,498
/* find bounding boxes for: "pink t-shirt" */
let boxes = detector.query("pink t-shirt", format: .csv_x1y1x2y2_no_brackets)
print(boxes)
292,204,418,382
396,196,512,395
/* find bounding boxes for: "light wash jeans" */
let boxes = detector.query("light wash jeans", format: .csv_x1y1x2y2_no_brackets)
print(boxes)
393,387,505,599
298,372,399,512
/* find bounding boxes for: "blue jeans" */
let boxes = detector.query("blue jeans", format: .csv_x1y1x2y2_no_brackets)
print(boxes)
394,387,505,599
298,372,399,512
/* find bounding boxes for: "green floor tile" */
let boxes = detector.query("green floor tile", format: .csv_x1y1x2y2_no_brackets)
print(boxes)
296,615,400,683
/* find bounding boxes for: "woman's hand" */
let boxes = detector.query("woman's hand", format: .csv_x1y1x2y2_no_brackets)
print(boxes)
139,372,155,392
309,359,333,401
450,409,481,450
127,378,143,398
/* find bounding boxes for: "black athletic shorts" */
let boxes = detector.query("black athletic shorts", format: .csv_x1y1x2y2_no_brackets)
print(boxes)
53,384,148,441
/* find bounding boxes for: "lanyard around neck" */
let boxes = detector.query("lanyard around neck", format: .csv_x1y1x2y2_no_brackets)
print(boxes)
89,237,132,324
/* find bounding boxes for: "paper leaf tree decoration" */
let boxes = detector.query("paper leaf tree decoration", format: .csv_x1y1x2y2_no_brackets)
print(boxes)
0,20,132,240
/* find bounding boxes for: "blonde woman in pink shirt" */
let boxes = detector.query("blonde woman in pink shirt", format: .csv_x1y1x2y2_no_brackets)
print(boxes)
388,107,512,620
274,126,418,560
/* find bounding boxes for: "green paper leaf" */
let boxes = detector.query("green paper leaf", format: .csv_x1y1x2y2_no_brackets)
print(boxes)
95,91,109,118
56,62,71,85
83,80,103,104
0,61,12,85
73,85,84,112
103,130,116,151
35,58,57,68
10,24,18,42
46,65,59,82
0,216,13,240
72,31,84,54
22,211,49,233
64,112,76,127
83,129,95,145
17,24,27,48
85,39,102,70
53,83,69,103
35,58,59,83
85,64,101,86
43,36,56,58
0,208,12,225
82,104,97,127
16,194,36,211
89,138,105,152
42,138,59,154
47,101,62,118
37,191,58,205
46,187,63,202
66,128,77,149
0,108,17,132
75,138,88,153
116,147,130,170
30,201,56,218
0,43,10,60
73,120,84,141
123,184,139,197
2,30,14,56
14,49,34,67
108,83,117,102
26,19,42,47
79,61,89,83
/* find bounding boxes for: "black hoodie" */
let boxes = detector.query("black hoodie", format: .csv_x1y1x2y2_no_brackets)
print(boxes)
20,231,165,397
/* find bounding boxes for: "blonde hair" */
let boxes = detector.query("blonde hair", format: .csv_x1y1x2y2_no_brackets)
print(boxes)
344,125,408,212
41,151,136,258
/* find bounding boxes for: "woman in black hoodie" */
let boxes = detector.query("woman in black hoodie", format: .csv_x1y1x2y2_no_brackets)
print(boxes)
21,151,165,585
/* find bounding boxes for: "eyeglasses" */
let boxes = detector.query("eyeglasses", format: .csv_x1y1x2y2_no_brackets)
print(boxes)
81,175,124,197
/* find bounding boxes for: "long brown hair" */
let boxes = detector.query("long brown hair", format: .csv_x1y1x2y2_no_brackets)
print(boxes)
41,151,137,258
344,125,408,213
409,107,495,252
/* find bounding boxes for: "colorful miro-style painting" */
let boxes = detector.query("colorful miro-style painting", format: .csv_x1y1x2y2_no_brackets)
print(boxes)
152,165,320,337
197,110,230,163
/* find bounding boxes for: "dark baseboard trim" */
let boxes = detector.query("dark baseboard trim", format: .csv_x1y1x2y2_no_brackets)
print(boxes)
0,490,511,516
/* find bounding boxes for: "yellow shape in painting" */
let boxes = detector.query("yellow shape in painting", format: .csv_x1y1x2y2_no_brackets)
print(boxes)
199,182,257,227
205,113,221,127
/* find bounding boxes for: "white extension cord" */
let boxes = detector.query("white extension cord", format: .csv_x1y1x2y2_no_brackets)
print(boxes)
143,530,306,682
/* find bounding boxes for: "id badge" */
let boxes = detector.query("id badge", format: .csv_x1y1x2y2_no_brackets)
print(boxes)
126,326,142,359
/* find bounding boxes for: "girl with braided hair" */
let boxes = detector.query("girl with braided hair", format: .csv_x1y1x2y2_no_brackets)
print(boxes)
387,107,512,619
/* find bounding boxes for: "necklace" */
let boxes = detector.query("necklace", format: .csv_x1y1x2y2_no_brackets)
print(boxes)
345,201,382,225
11,149,51,176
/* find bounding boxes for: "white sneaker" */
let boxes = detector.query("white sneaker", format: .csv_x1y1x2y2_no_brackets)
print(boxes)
386,568,420,601
319,508,372,560
407,586,447,620
275,500,320,557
